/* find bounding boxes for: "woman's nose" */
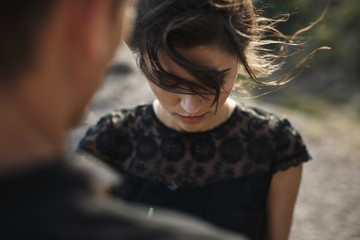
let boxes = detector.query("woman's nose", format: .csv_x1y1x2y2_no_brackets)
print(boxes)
180,94,202,114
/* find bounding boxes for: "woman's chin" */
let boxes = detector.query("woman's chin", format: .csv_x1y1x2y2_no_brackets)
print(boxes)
176,121,207,133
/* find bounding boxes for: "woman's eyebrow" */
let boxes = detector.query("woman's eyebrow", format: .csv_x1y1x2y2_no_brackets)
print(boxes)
216,67,231,77
197,61,231,73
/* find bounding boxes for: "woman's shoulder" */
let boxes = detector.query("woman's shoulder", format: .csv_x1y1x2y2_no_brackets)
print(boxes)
233,102,311,173
234,102,294,131
236,102,291,128
77,104,153,156
91,103,152,129
236,101,274,119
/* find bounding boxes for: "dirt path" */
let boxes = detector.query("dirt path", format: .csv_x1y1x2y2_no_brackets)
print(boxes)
69,46,360,240
257,103,360,240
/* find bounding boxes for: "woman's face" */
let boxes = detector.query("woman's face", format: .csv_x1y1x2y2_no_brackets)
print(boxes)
149,45,239,132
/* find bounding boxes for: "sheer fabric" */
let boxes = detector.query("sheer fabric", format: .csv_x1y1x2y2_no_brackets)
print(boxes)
79,103,310,239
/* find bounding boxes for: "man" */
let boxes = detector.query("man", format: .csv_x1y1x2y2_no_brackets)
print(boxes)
0,1,244,239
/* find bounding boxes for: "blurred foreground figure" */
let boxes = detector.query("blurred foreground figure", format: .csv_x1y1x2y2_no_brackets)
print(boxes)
0,1,244,239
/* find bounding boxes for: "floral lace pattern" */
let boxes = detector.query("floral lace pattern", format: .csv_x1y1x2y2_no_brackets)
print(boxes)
78,103,311,239
79,103,310,187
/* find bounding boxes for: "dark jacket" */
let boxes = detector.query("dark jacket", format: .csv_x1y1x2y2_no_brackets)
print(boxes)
0,154,245,240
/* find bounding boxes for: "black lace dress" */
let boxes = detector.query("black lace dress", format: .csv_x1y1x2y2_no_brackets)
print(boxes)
78,103,311,240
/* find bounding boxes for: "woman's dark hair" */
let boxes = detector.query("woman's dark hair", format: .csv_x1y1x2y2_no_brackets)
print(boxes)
129,0,327,105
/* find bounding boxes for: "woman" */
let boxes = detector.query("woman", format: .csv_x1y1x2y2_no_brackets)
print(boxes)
78,0,313,239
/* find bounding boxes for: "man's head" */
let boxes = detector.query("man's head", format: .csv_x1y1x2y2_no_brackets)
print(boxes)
0,0,133,149
0,1,56,83
0,0,131,83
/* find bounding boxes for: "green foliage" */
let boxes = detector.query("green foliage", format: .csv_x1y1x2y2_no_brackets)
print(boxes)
349,94,360,121
255,0,360,107
281,94,329,117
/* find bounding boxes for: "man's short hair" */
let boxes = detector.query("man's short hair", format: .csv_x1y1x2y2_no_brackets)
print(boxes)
0,1,57,83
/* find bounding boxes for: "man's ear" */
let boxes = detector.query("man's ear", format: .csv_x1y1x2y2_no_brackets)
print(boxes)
68,0,111,63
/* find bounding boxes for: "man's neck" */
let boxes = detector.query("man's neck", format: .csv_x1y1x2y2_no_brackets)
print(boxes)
0,99,64,174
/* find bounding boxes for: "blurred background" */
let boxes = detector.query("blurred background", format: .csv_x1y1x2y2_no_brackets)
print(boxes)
253,0,360,117
70,0,360,239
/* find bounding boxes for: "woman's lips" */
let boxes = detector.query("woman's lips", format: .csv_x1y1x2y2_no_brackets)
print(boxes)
177,113,206,124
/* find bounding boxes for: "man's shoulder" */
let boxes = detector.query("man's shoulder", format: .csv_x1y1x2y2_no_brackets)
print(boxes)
0,155,245,240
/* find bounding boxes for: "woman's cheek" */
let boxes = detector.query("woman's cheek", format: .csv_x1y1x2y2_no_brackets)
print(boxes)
149,83,178,106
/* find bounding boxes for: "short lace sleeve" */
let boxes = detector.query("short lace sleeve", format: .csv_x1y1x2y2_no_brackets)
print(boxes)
77,114,116,163
77,109,134,172
271,118,311,174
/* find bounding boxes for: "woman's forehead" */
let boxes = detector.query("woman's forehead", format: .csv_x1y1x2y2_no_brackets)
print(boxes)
157,45,238,77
